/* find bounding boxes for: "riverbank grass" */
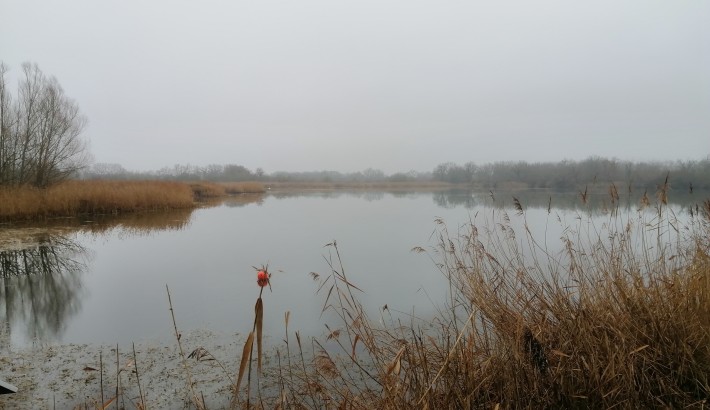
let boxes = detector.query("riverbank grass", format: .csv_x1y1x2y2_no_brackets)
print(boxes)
0,180,268,221
0,180,196,221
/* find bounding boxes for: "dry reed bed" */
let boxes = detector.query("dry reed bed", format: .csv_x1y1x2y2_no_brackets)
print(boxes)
223,193,710,409
189,181,227,199
189,182,266,199
0,180,195,221
411,200,710,408
220,181,266,194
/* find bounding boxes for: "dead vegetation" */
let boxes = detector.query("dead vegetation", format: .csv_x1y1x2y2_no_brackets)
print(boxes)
220,182,266,194
0,180,195,221
0,180,266,221
225,189,710,408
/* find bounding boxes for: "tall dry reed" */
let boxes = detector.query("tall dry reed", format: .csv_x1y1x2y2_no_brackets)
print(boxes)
189,182,227,199
266,190,710,408
220,182,266,194
0,180,195,221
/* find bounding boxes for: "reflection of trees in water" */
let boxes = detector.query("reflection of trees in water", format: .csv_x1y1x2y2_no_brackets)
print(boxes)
0,209,196,346
268,190,423,202
433,189,710,214
265,188,708,213
2,208,195,242
433,190,581,210
433,191,482,210
0,234,86,344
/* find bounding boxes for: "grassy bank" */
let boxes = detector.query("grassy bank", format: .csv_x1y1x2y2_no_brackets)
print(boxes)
0,181,194,221
0,180,267,222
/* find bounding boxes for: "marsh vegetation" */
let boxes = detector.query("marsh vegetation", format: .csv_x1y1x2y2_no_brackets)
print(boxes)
2,186,708,409
216,190,710,409
0,180,267,222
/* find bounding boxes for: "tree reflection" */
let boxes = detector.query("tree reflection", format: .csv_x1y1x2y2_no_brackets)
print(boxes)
0,234,86,344
432,188,708,213
0,209,196,347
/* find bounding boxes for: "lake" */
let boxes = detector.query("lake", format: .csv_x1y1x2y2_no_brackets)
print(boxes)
0,188,702,350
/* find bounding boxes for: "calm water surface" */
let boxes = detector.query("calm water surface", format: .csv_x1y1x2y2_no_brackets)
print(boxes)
0,189,701,349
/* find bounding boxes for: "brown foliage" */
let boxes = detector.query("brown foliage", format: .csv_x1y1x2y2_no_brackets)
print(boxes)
0,180,194,221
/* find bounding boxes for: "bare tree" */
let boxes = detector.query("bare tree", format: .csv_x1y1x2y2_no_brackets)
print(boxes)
0,63,17,185
0,62,89,187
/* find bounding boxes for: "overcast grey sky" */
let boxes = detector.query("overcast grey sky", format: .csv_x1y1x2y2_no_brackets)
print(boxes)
1,1,708,173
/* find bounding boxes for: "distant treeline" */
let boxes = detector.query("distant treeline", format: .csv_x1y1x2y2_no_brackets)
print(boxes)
83,163,261,182
83,156,710,190
432,157,710,190
82,163,433,183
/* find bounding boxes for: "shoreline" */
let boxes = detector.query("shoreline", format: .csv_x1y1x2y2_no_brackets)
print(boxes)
4,177,700,224
0,180,451,223
1,329,266,409
1,179,706,226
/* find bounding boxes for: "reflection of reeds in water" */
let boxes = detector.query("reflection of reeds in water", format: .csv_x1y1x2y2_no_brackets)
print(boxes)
78,208,195,236
0,208,195,249
219,194,265,208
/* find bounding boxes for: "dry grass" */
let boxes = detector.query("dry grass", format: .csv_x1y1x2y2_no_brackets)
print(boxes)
407,200,710,408
219,182,266,194
227,191,710,408
188,181,265,198
189,182,227,199
0,180,195,221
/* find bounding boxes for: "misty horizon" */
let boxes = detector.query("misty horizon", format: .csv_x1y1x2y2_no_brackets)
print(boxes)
2,1,709,174
90,155,710,177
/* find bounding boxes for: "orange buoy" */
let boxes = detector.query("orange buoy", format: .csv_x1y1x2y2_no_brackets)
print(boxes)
257,270,269,287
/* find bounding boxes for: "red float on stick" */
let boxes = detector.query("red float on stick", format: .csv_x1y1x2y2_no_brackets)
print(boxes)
257,270,269,287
